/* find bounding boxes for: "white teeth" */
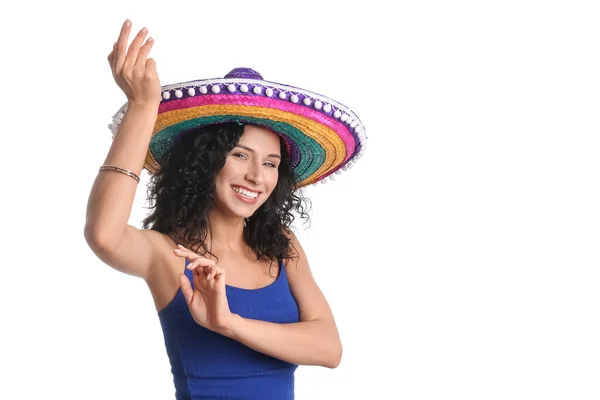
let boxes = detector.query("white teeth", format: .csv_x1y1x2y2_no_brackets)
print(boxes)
232,186,258,199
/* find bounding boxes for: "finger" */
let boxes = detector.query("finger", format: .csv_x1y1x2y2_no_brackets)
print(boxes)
107,42,116,64
186,258,217,272
113,19,132,73
134,36,154,69
146,58,159,80
178,274,194,306
146,57,157,71
122,27,148,72
173,245,201,260
205,265,225,280
192,268,206,289
204,265,213,280
175,245,216,265
214,269,225,282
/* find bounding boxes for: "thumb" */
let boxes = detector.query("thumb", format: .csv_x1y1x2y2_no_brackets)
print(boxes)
179,274,194,306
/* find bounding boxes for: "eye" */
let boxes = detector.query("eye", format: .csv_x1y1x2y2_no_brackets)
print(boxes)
264,162,277,168
232,153,247,159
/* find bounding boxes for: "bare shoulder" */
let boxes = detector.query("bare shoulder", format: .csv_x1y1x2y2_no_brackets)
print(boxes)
282,228,305,272
281,229,336,323
282,229,314,283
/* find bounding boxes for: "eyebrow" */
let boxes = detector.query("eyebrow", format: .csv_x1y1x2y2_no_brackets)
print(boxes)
235,144,281,159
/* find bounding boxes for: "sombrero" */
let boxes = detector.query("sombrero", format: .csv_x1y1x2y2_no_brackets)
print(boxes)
108,67,367,187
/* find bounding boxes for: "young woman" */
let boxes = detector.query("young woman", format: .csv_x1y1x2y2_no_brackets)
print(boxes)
85,19,366,399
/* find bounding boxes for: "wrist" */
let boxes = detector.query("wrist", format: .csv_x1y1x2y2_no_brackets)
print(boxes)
220,313,243,339
127,101,160,112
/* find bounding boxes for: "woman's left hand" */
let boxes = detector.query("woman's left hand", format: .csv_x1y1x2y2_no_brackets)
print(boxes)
174,244,234,336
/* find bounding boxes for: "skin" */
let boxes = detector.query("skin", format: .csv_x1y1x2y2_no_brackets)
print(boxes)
89,19,342,369
212,125,281,220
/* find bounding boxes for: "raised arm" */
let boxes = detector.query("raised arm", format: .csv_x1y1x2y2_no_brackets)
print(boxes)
84,19,163,279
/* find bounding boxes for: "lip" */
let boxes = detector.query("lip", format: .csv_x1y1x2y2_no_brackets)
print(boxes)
231,185,261,204
231,185,262,194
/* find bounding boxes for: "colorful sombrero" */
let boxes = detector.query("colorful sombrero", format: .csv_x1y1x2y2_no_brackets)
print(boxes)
108,67,367,187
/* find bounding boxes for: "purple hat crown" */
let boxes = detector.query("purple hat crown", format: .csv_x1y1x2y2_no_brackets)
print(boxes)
224,67,263,80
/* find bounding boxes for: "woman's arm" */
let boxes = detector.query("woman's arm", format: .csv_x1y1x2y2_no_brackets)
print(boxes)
84,20,163,279
225,232,342,368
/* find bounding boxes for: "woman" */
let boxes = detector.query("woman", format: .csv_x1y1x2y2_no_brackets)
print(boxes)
85,19,366,399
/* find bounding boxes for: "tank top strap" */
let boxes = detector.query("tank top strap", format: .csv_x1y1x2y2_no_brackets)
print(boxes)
278,258,286,280
183,258,193,286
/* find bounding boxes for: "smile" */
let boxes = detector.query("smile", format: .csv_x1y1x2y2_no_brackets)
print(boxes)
231,185,260,200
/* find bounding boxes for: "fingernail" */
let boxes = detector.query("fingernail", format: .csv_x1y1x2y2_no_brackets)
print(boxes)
174,248,182,252
125,19,131,27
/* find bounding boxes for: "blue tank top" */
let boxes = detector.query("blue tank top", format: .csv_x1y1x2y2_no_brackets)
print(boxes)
158,258,300,399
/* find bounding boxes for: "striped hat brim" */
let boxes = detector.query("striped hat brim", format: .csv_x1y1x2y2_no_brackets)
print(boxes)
109,68,367,187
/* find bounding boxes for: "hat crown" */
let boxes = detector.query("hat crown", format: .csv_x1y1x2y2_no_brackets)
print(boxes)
224,67,263,80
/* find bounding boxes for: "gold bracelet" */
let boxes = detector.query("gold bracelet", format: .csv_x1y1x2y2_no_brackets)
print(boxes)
98,165,141,183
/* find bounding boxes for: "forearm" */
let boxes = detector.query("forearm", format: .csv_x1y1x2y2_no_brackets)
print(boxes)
85,103,159,247
226,315,342,368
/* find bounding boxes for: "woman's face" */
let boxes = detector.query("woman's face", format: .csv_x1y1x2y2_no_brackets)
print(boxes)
213,125,282,219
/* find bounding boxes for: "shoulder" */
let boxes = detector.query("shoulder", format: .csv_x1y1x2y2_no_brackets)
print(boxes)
281,228,304,268
281,228,311,283
279,229,335,324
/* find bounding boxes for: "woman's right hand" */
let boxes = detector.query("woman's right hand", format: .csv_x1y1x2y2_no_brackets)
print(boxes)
107,19,162,107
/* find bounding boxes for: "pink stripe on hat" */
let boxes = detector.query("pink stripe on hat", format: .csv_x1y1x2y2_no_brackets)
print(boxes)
158,94,357,162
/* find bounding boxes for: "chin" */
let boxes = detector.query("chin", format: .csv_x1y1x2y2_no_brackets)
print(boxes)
230,200,266,219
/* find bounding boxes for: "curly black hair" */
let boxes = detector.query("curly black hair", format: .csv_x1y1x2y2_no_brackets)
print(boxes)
142,122,311,264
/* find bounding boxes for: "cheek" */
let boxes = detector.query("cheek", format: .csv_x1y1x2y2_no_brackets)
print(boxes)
214,179,228,200
266,170,279,193
219,158,236,176
216,159,239,185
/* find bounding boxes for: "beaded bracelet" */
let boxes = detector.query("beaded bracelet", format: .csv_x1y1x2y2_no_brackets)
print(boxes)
98,165,140,183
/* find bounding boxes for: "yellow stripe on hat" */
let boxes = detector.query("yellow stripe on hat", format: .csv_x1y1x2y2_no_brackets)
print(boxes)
151,104,347,185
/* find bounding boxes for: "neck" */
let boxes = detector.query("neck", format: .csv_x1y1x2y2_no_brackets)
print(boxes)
205,208,247,254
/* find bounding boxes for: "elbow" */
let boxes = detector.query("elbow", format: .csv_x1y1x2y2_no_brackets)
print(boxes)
324,341,342,369
84,224,104,251
84,224,119,253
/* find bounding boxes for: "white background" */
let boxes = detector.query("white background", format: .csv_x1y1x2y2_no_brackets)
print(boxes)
1,0,599,399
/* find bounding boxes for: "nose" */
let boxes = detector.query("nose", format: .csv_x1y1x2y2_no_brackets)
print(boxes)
244,159,263,185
